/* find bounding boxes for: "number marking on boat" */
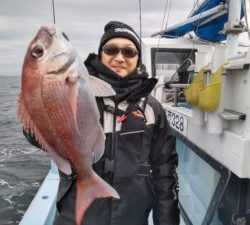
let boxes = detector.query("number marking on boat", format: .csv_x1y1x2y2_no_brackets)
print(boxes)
166,110,188,136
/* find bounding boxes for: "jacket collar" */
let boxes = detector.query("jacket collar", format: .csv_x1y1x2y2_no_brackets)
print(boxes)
84,53,157,103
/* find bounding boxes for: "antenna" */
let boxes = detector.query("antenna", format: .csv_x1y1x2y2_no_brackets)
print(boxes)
52,0,56,24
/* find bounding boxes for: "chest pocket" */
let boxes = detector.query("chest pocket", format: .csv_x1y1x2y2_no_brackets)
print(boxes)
120,110,146,135
115,105,147,181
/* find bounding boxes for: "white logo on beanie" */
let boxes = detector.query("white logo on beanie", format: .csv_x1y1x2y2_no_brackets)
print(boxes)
114,28,140,43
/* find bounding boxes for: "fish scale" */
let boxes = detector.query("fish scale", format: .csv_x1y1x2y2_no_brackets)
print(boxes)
43,80,80,141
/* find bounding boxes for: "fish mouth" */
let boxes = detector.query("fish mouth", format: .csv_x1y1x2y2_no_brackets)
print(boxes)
35,26,75,75
39,26,69,41
39,26,56,37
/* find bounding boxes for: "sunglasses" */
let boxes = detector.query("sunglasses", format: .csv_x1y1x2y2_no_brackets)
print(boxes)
102,45,138,58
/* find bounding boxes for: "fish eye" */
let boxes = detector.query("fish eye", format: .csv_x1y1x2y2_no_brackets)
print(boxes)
62,32,70,41
31,45,44,58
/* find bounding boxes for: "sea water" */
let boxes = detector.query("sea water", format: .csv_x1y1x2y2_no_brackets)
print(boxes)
0,76,49,225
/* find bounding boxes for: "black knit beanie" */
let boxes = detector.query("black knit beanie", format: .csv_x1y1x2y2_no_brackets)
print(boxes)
98,21,141,58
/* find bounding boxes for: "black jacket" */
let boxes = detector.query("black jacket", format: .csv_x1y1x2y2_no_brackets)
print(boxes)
24,54,180,225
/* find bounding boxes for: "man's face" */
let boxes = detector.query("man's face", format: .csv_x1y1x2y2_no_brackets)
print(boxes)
100,38,139,77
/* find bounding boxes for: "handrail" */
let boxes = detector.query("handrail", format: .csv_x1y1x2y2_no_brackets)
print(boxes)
19,161,59,225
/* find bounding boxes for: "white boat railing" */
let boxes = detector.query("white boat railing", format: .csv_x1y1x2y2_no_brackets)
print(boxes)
19,161,59,225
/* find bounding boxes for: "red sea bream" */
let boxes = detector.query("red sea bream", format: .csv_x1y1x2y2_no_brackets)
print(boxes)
17,26,119,225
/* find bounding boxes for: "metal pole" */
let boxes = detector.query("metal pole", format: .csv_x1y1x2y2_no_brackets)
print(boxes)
226,0,242,58
52,0,56,24
139,0,142,66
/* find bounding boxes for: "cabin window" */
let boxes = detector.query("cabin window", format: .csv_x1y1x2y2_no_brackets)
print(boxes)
176,138,230,225
151,48,196,82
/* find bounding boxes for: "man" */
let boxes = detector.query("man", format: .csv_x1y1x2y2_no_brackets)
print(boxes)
25,21,180,225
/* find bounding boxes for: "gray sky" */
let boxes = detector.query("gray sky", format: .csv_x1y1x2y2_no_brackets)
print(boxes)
0,0,195,76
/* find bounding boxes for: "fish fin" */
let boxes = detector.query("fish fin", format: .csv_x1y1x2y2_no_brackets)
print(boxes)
47,150,72,175
68,75,80,135
91,126,105,163
75,172,120,225
89,75,116,97
17,94,72,175
17,94,32,133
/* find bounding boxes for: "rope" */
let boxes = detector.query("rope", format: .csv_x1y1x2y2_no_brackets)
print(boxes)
153,0,170,77
165,0,173,30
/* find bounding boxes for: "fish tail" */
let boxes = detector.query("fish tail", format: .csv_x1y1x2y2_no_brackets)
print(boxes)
75,172,120,225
